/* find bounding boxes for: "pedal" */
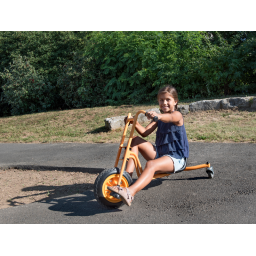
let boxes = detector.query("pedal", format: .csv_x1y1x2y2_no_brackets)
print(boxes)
110,191,121,199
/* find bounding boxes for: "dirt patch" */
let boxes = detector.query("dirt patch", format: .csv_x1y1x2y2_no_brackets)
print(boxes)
0,168,98,209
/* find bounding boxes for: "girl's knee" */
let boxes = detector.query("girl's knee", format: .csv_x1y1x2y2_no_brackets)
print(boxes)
145,160,156,172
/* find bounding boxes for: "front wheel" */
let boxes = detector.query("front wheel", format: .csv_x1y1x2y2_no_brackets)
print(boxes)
94,167,133,209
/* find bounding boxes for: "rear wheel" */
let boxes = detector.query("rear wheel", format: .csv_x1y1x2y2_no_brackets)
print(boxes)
206,167,214,179
94,167,133,209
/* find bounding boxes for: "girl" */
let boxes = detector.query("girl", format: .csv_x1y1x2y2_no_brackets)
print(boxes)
108,85,189,206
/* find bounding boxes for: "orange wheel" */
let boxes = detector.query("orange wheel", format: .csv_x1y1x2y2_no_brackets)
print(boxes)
94,167,133,209
102,174,130,203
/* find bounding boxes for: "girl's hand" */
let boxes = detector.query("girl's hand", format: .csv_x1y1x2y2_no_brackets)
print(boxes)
124,116,133,125
146,111,159,121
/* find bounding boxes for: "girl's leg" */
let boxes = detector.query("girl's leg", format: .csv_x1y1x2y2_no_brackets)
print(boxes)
125,136,157,177
128,156,174,197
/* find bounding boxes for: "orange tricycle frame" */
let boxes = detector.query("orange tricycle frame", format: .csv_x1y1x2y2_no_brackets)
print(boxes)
114,110,211,186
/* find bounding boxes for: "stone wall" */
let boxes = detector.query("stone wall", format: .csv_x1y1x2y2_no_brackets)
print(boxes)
189,96,256,112
105,96,256,130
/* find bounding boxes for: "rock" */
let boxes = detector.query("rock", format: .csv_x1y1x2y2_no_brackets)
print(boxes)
104,116,126,130
250,98,256,110
220,97,251,110
178,104,189,115
189,99,221,112
220,98,232,110
189,97,256,112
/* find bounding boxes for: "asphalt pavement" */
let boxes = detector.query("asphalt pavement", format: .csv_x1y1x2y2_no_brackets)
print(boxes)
0,142,256,223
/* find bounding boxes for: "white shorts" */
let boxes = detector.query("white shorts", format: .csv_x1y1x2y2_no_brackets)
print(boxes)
154,145,186,173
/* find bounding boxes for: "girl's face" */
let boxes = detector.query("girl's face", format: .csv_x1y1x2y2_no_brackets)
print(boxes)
158,92,177,113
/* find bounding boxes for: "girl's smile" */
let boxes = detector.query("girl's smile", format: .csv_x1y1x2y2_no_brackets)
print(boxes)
158,92,177,113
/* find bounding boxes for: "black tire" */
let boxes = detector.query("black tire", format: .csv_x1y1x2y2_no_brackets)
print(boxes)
206,167,214,179
94,167,133,209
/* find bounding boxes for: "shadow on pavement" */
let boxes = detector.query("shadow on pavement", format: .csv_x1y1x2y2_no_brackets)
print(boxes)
32,179,165,217
42,179,167,216
142,178,163,190
7,182,95,208
43,180,175,217
43,190,122,216
172,177,209,181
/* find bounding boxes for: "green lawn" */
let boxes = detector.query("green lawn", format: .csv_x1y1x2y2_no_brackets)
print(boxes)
1,105,255,144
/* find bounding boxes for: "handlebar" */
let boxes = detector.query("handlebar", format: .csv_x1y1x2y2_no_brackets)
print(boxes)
145,112,158,122
125,110,159,127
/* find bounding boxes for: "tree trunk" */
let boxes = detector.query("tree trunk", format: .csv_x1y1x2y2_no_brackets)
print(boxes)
224,82,231,96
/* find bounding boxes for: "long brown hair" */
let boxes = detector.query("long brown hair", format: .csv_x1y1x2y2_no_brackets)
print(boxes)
157,85,179,111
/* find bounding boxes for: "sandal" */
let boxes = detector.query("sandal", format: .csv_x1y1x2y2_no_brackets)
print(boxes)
107,186,134,206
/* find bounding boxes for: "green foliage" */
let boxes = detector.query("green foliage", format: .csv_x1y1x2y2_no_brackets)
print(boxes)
0,31,255,116
201,31,256,96
57,53,107,108
85,31,154,104
199,33,240,95
86,31,256,104
0,31,92,115
85,31,209,103
0,56,55,115
0,31,91,85
237,32,256,92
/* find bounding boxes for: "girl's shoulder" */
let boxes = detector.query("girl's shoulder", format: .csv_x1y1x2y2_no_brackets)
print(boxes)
172,110,183,119
169,111,183,126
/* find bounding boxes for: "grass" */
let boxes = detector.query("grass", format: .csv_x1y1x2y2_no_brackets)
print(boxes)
185,110,256,143
0,105,256,144
0,104,158,144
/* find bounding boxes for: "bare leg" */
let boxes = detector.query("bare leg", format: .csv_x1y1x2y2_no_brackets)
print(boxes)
128,156,174,197
125,136,157,177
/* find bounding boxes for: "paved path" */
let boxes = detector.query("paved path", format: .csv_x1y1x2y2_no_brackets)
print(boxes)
0,142,256,223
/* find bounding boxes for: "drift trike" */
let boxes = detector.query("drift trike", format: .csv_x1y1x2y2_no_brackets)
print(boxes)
94,110,214,209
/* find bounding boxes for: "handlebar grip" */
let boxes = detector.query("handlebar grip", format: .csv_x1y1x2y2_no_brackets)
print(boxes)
153,116,158,122
145,112,158,122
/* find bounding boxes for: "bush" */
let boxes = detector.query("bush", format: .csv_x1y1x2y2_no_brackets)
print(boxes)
85,31,178,104
0,56,55,115
86,31,256,103
197,32,246,96
0,31,91,86
0,31,255,116
85,31,214,103
57,53,107,108
0,32,92,114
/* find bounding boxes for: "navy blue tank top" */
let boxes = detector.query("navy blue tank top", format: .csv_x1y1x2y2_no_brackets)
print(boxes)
155,119,189,158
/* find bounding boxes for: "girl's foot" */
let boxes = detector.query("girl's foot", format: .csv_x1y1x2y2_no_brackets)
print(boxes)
107,186,134,206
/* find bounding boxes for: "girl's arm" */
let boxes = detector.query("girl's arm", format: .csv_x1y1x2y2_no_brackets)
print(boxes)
147,111,183,124
125,116,158,137
134,120,158,137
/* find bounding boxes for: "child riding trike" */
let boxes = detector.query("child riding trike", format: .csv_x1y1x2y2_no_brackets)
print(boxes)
94,109,214,209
